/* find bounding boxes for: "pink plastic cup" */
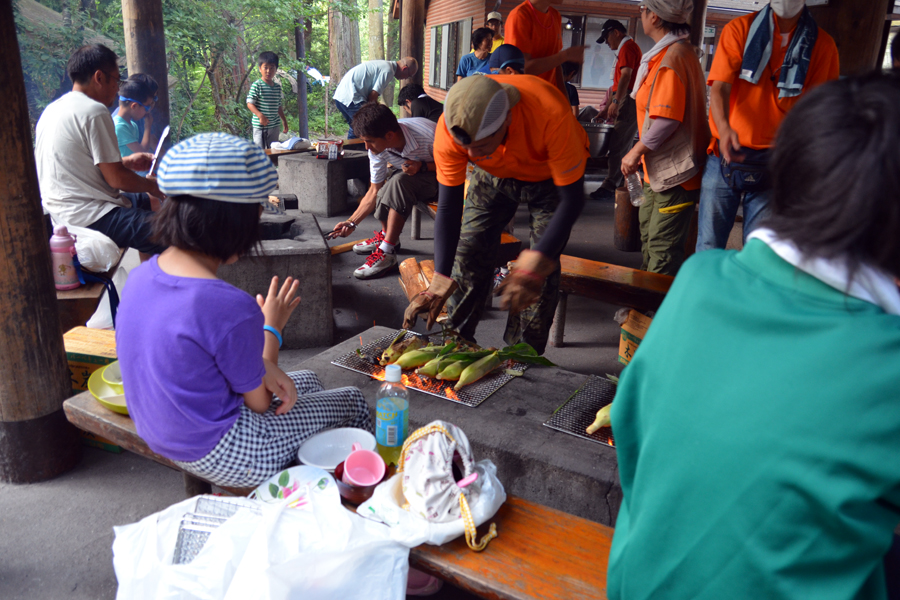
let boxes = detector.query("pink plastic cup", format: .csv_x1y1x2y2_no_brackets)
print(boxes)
342,442,386,487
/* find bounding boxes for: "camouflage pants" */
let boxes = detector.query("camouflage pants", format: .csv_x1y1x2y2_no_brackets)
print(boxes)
446,168,563,355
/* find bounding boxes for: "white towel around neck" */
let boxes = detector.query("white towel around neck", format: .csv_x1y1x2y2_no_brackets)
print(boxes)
630,32,690,100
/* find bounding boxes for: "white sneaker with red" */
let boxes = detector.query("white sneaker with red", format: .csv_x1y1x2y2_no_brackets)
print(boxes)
353,230,401,254
354,248,398,279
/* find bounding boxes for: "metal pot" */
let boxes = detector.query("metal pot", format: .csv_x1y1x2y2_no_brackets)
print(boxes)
582,122,614,158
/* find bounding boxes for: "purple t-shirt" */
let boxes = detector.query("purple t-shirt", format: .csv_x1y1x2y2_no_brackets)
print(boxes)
115,256,266,461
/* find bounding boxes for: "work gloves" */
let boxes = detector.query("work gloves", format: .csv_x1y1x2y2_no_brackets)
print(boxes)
497,250,557,315
403,273,458,330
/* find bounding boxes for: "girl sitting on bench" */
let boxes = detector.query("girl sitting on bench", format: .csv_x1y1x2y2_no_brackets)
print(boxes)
115,132,372,488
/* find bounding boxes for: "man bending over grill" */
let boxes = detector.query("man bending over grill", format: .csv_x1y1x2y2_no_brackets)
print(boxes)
402,75,589,354
332,103,438,280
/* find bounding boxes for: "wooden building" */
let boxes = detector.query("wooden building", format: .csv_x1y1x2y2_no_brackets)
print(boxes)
419,0,898,108
421,0,739,107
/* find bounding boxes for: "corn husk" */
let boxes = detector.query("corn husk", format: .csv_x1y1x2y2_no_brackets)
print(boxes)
394,349,441,369
454,352,502,390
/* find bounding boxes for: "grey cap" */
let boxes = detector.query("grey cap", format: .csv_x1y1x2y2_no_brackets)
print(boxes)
644,0,693,24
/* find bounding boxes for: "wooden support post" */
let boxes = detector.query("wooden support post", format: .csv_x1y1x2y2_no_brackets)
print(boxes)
688,0,708,48
410,206,421,240
0,0,81,483
121,0,170,145
548,292,568,348
809,0,893,76
399,0,425,87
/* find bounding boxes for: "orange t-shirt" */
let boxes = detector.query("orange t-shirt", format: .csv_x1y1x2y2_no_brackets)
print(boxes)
634,46,702,191
434,74,589,187
612,39,643,93
707,12,839,153
504,1,563,87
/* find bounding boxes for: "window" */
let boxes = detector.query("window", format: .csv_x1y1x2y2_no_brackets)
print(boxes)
561,15,632,90
428,18,472,91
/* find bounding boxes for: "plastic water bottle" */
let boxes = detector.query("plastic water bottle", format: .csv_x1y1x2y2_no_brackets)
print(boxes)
375,364,409,468
49,225,80,290
626,172,645,207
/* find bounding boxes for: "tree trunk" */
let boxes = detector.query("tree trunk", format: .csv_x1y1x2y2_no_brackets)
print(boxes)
399,0,425,87
385,5,400,107
0,0,81,483
79,0,97,22
329,8,362,93
296,19,309,138
370,0,392,106
121,0,171,150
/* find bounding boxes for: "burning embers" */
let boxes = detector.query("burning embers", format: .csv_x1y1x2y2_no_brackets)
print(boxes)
371,367,461,402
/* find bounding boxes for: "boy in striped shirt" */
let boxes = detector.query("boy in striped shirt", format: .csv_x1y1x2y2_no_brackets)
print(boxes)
247,52,288,149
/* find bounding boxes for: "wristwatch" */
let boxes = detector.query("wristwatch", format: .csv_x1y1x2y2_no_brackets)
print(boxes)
611,98,619,105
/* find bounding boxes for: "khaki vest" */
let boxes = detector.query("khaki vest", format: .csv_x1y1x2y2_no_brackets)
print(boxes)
641,40,711,193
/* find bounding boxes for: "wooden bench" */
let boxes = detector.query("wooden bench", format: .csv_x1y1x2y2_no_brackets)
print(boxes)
56,248,126,333
549,255,674,347
63,391,254,497
63,390,612,600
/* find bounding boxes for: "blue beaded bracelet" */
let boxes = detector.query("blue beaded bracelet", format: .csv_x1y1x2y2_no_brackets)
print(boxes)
263,325,283,348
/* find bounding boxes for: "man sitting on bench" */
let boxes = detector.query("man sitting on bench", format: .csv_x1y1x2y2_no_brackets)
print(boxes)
35,44,166,260
332,103,438,280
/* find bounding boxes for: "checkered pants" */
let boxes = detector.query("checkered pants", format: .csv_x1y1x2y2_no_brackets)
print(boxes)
175,371,373,488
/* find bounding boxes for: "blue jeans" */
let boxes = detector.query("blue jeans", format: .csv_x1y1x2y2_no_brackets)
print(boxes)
696,153,773,252
87,193,166,255
333,99,365,138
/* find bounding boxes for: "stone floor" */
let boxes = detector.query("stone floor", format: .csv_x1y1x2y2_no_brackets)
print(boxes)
0,177,728,600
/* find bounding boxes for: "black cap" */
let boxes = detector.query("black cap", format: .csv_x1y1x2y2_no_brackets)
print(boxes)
596,19,626,44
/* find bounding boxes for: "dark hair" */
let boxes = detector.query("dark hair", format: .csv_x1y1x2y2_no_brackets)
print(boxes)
398,83,426,106
119,75,157,105
658,19,690,37
257,51,279,68
471,27,494,51
562,61,580,78
768,70,900,278
892,33,899,66
151,195,262,262
67,44,118,84
127,73,159,96
450,126,472,145
351,102,401,139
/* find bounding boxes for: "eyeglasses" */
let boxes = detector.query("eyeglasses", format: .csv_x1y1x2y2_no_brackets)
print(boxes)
119,95,154,111
639,5,647,12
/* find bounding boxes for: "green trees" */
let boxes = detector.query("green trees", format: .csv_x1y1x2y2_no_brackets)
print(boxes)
15,0,401,141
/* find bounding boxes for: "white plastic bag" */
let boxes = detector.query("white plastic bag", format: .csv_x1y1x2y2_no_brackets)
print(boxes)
68,225,122,273
358,459,506,548
113,467,410,600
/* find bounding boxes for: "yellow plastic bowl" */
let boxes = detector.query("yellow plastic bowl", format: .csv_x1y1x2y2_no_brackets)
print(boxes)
100,361,125,395
88,367,129,415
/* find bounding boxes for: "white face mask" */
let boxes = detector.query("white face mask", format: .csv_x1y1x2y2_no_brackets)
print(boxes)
769,0,805,19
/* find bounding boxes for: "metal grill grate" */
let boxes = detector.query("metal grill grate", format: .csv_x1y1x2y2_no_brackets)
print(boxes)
331,331,527,408
172,496,262,565
543,375,617,448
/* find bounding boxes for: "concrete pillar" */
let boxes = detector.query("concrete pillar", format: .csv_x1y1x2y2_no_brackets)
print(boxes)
0,0,81,483
121,0,170,145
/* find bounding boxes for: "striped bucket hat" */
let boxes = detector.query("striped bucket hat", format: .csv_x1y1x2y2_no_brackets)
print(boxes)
158,132,278,203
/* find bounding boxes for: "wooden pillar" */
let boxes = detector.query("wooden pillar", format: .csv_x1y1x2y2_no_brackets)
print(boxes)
688,0,708,48
121,0,170,145
809,0,892,76
399,0,425,87
0,0,81,483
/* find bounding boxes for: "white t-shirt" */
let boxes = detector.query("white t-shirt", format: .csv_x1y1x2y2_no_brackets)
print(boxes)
35,91,126,227
333,61,396,106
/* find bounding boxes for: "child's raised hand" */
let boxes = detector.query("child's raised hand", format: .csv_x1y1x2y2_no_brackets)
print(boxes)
256,276,301,333
262,359,298,415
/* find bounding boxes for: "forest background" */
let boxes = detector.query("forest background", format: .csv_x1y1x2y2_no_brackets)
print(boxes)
13,0,402,142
